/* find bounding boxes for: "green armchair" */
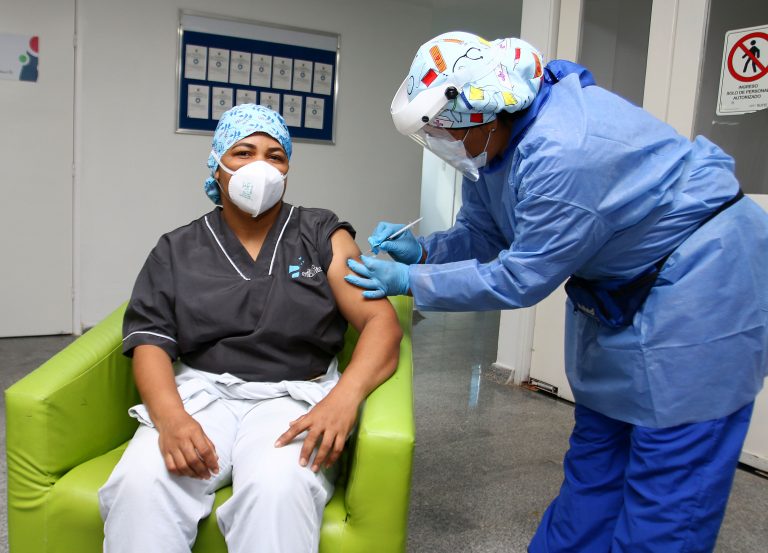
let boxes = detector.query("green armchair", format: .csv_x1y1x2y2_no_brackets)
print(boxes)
5,296,415,553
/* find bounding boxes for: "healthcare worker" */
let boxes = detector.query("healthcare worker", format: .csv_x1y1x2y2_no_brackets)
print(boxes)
345,31,768,552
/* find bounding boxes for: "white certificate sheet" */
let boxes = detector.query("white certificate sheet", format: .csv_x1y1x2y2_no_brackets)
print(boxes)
212,87,234,119
282,95,303,127
184,45,207,80
305,97,325,129
187,84,210,119
260,92,281,113
229,51,251,85
236,89,257,105
293,60,313,93
272,57,293,90
208,48,230,82
313,63,333,95
251,54,272,87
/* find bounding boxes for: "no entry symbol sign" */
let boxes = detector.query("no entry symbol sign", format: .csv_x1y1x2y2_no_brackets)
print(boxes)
718,25,768,116
727,32,768,82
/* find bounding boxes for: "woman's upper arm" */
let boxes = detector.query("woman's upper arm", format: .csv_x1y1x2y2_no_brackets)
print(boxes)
326,228,399,333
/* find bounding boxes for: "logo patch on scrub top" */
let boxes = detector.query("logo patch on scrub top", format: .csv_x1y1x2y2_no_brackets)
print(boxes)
289,256,304,278
288,256,323,279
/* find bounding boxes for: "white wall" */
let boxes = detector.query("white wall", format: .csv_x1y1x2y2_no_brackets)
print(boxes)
0,0,75,336
430,3,523,41
75,0,431,327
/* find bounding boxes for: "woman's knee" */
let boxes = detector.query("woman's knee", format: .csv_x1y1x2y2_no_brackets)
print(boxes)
247,460,328,505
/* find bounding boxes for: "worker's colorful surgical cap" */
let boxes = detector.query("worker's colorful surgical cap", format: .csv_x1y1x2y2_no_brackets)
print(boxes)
407,31,544,128
205,104,292,204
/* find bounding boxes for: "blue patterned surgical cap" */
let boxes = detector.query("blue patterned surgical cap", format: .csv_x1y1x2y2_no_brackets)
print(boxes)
204,104,292,204
406,31,544,128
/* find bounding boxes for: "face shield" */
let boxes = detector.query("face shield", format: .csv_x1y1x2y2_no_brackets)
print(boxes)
390,47,503,181
390,82,484,181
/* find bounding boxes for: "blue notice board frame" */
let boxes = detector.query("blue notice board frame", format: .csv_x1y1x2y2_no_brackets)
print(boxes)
176,11,340,143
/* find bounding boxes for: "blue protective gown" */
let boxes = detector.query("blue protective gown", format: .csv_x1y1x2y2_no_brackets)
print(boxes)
412,62,768,428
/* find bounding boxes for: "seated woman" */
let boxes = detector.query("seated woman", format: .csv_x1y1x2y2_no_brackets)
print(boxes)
98,104,402,553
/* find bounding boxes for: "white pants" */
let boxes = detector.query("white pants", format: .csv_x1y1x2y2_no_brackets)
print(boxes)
98,364,339,553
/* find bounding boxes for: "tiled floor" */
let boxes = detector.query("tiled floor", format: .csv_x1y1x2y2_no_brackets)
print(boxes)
1,310,767,552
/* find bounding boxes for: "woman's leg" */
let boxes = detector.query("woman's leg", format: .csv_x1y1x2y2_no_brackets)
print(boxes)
529,404,632,553
216,396,336,553
611,402,754,553
98,399,237,553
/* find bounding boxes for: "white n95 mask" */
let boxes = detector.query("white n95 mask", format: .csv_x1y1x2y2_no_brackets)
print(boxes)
211,151,286,217
423,130,490,182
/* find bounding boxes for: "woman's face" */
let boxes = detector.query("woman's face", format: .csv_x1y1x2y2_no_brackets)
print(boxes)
214,132,289,187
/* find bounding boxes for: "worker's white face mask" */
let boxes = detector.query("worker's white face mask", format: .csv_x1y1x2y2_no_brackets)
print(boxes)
423,126,491,182
211,151,286,217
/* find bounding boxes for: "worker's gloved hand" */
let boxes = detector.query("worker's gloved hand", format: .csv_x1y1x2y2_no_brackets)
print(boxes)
345,256,410,299
368,221,423,265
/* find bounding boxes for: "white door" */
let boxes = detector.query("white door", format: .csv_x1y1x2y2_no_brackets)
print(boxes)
744,196,768,472
419,150,463,238
0,0,74,336
690,0,768,472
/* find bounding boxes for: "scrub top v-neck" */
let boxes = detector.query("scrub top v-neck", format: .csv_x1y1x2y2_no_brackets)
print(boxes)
123,203,355,382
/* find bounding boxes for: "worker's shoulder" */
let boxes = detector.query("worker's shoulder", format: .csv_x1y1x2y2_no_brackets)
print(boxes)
525,81,672,163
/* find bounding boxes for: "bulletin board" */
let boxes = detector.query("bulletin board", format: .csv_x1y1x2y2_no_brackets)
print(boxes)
176,11,340,143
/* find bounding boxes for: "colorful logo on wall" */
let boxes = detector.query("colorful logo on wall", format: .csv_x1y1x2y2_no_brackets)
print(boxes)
0,34,39,82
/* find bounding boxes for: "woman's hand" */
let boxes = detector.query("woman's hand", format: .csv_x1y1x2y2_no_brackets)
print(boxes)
156,410,219,479
274,387,363,472
132,345,219,480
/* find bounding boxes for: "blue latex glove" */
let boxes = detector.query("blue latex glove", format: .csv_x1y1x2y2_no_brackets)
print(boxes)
368,221,423,265
345,256,410,299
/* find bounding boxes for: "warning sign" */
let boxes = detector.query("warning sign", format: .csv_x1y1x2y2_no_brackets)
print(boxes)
717,24,768,116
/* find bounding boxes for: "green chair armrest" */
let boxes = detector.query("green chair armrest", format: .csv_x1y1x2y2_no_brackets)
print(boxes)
6,303,139,475
337,295,415,552
5,303,139,553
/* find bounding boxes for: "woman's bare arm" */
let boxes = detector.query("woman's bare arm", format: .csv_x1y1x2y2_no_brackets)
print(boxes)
274,229,403,471
133,344,219,479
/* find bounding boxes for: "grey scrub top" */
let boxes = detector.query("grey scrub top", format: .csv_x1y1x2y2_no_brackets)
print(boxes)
122,203,355,382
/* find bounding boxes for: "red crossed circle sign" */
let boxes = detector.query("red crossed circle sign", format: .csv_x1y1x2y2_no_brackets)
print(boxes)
728,32,768,82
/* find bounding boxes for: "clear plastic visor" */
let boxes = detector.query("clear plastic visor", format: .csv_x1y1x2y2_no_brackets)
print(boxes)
390,76,455,136
410,125,482,182
408,125,465,151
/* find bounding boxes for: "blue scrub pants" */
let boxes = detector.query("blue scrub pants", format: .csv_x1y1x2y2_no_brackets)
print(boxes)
529,402,754,553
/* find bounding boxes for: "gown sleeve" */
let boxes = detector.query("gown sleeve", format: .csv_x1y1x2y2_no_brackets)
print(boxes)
409,150,617,312
419,177,509,265
122,236,179,360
